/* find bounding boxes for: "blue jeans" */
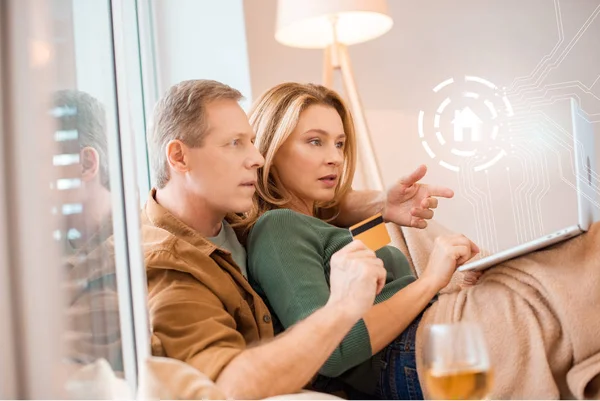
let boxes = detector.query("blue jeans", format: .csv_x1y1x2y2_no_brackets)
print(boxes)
311,309,430,400
376,313,424,400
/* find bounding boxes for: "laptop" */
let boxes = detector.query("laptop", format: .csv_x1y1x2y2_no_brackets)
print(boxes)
459,98,599,272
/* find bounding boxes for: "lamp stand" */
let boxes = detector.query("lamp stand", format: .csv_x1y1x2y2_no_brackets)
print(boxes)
322,32,384,191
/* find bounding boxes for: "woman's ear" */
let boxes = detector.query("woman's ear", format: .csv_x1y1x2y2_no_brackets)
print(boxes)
80,146,100,182
165,140,189,174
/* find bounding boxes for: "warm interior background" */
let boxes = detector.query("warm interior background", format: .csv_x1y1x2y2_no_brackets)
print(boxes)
150,0,600,253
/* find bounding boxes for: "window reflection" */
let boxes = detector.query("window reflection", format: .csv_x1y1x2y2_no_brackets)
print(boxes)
48,0,130,384
45,0,147,392
52,90,123,376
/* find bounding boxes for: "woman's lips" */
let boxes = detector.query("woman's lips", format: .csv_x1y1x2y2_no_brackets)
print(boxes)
318,174,338,188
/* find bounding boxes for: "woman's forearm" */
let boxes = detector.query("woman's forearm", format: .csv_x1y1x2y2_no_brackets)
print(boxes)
334,189,384,227
363,277,439,354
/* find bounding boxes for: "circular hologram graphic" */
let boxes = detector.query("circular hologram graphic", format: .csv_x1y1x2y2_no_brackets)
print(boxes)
418,75,514,172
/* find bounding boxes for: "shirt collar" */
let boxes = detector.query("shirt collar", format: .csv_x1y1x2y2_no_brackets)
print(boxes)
142,188,219,256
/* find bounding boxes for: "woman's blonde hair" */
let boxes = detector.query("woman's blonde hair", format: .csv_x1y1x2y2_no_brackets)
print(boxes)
241,82,357,232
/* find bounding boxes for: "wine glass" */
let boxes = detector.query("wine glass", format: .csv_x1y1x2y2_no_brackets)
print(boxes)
422,322,493,400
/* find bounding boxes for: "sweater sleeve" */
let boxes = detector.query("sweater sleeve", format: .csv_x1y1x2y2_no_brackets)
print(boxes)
247,210,372,377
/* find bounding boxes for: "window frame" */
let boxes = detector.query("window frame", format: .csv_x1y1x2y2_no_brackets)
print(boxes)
0,0,151,396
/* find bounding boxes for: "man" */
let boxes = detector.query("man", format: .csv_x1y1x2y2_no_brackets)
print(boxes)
53,89,113,251
142,79,455,399
53,90,122,373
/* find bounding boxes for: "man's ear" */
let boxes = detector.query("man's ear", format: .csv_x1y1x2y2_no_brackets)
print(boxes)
81,146,100,182
165,139,190,174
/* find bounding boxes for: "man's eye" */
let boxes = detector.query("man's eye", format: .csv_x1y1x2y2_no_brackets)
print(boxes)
231,139,239,146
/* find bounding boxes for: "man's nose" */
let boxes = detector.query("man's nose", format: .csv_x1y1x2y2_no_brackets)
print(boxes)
249,144,265,169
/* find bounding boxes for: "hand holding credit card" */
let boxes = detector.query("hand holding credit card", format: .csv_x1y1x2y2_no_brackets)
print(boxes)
349,213,391,251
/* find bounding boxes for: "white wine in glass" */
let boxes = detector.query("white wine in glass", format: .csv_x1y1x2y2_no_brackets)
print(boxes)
422,322,493,400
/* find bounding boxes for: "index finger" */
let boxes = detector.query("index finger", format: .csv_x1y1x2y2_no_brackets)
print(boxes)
426,185,455,199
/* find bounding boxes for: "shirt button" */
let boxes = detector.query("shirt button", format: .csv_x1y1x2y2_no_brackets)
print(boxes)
263,314,271,323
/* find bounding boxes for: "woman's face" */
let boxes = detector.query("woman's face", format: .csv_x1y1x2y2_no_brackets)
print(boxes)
273,104,346,212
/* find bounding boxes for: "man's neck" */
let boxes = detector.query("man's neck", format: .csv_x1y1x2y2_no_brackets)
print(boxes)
155,183,224,237
68,187,113,249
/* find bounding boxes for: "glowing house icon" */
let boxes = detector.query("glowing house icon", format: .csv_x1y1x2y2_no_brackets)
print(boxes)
452,107,483,142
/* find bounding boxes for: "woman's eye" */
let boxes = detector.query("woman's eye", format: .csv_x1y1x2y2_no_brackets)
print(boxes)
336,141,345,149
231,139,240,146
309,139,321,146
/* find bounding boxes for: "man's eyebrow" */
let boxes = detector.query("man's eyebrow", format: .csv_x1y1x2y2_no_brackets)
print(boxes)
228,131,253,137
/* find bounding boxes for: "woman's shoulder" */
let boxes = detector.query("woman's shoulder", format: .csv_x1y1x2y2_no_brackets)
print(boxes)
254,209,326,230
248,209,327,245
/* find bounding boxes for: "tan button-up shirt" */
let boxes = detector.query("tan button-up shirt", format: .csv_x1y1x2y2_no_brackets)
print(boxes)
142,189,274,381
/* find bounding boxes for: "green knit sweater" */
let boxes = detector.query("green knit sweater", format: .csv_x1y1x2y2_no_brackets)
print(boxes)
247,209,416,378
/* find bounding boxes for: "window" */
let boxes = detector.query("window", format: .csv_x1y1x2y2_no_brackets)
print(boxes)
0,0,148,397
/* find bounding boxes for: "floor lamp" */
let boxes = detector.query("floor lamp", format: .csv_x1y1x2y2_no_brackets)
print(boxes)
275,0,393,191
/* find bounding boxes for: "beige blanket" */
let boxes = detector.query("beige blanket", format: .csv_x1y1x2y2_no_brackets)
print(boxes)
388,221,600,400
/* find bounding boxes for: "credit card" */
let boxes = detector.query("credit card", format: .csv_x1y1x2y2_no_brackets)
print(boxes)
349,213,391,251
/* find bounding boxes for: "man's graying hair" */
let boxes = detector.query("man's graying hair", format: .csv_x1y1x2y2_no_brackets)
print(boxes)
148,79,242,189
53,90,110,190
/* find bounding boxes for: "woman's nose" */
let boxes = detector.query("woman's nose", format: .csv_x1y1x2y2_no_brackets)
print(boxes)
326,146,343,166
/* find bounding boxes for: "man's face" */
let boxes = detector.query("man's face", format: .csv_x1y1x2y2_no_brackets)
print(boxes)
58,144,110,244
185,99,264,214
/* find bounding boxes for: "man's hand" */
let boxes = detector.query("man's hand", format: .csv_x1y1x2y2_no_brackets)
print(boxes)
328,240,387,322
218,240,388,400
382,164,454,229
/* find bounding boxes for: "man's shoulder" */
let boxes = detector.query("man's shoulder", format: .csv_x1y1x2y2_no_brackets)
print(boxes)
140,217,217,277
139,198,189,254
140,218,179,255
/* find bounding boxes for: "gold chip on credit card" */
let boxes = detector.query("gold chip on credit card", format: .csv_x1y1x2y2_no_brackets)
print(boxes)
348,213,391,251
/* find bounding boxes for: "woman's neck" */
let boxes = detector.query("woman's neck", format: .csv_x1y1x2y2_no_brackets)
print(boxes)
286,196,315,217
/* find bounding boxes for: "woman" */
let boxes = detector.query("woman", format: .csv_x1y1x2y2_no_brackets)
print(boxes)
243,82,479,400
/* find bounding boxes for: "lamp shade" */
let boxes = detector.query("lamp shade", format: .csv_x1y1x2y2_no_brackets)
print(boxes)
275,0,393,49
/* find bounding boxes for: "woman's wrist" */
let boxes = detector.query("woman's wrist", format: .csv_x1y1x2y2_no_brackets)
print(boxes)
416,274,444,296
